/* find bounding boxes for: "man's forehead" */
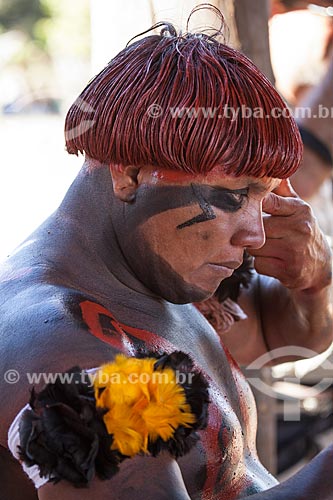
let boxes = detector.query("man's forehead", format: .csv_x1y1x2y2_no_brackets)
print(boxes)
198,176,281,193
144,166,281,192
246,177,282,193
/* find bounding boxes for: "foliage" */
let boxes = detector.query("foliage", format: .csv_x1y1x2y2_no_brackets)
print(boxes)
38,0,90,58
0,0,90,56
0,0,50,44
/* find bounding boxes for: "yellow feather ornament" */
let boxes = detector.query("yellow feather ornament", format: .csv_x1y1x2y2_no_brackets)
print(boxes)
94,354,196,456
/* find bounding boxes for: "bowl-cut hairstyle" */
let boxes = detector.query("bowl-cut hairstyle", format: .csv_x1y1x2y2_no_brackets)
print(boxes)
65,12,302,179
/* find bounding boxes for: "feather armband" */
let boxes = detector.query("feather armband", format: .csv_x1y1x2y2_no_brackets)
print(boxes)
18,351,209,487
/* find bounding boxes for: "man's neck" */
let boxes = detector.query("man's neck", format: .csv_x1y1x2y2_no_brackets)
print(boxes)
54,159,157,300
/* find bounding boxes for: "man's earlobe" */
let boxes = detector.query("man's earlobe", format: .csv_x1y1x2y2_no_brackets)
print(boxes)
109,164,140,202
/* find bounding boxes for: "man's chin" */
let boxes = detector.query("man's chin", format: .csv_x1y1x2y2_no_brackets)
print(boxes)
163,273,225,304
161,283,217,305
138,262,222,304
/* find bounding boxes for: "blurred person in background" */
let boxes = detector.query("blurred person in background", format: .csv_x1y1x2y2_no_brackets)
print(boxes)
270,0,333,237
291,53,333,238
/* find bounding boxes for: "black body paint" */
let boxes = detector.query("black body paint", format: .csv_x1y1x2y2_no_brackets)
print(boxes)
177,184,216,229
116,182,249,303
130,183,248,230
176,184,249,230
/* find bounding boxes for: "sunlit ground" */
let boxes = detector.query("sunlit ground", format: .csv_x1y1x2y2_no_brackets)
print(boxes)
0,115,82,261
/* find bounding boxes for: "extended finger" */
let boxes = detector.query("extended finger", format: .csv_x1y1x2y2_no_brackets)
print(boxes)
262,214,294,239
263,192,305,216
248,239,290,260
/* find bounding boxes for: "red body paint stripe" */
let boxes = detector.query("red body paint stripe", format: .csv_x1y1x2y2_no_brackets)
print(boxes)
80,300,175,353
200,402,223,499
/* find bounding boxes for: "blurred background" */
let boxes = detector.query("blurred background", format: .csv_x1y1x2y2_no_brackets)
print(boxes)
0,0,90,259
1,0,333,480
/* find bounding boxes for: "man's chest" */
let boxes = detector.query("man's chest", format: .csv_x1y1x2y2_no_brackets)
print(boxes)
177,354,262,500
77,298,265,498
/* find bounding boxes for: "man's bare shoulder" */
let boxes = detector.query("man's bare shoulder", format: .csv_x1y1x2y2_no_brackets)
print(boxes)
0,280,121,445
0,278,197,500
0,277,117,354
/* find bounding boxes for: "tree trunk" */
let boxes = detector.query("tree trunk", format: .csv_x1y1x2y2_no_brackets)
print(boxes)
233,0,275,82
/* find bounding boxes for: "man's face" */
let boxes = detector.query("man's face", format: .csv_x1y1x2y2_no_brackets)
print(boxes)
112,166,280,304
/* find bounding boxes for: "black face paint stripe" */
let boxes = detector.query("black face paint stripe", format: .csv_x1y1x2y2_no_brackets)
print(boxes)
177,184,216,230
126,184,248,228
206,186,249,212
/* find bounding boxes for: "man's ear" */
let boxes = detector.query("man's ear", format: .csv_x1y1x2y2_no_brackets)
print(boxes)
109,164,140,202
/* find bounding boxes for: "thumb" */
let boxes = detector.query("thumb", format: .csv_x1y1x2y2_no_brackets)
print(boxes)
273,178,299,198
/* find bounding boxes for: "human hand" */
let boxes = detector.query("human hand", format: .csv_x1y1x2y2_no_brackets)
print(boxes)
248,179,332,292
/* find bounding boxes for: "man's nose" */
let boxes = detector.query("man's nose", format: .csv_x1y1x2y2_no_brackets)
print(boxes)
230,212,266,250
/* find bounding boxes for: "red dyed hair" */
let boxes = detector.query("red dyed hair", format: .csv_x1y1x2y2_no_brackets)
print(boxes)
65,9,302,178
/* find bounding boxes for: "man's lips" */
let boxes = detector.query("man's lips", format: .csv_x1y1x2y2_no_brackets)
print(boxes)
206,263,236,278
208,261,242,270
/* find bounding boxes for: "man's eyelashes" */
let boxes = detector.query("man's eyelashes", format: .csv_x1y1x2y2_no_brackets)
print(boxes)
206,187,249,212
224,189,249,207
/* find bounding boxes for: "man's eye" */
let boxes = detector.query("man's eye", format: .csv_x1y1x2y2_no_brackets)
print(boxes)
226,189,249,206
204,186,249,213
228,192,246,203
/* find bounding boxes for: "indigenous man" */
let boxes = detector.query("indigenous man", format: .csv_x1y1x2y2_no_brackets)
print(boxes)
1,13,333,500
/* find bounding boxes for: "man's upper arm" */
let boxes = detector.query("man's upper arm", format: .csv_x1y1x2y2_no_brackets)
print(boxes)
0,445,38,500
38,453,191,500
2,291,195,499
0,291,123,446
